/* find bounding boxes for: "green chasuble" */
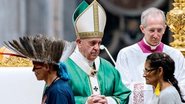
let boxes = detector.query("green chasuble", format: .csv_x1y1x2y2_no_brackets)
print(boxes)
64,57,131,104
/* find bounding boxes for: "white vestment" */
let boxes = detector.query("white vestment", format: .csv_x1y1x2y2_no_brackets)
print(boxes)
116,40,185,104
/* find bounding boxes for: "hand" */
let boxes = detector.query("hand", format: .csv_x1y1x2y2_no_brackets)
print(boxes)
87,94,107,104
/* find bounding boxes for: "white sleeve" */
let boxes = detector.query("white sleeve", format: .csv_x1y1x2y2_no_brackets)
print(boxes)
173,51,185,99
106,97,117,104
115,49,132,86
178,61,185,99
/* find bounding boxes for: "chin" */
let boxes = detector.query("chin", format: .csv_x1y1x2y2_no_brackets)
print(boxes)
36,78,43,81
35,75,42,80
146,82,151,85
145,80,151,85
89,58,96,61
89,56,98,61
152,42,160,46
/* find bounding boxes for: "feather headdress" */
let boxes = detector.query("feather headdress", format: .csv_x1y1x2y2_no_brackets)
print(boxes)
4,34,75,64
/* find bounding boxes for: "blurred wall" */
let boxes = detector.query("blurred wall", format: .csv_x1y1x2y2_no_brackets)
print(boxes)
0,0,76,47
0,0,25,47
0,0,172,62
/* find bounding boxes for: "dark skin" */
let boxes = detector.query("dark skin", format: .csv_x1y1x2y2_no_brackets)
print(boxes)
143,61,171,91
32,61,58,86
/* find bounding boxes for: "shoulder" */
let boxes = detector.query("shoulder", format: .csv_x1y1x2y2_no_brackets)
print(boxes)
50,79,72,95
160,86,181,103
99,57,120,73
163,45,182,54
118,43,140,55
116,43,141,60
63,58,76,70
63,58,73,65
99,58,114,67
163,45,184,58
47,80,75,103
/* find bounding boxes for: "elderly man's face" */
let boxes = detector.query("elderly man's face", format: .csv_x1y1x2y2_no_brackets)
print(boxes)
140,15,166,46
77,37,102,61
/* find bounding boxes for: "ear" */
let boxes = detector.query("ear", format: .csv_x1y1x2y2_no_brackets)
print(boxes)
44,64,50,71
164,24,167,29
163,25,167,34
76,38,83,48
158,67,163,77
140,25,145,34
76,38,81,44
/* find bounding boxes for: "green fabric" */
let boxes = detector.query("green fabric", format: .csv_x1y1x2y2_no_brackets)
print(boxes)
64,57,131,104
72,0,89,24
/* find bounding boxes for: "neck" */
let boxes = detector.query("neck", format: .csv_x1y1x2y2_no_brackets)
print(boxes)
45,73,58,86
76,46,94,66
160,81,171,91
156,81,171,91
138,39,164,53
143,38,159,50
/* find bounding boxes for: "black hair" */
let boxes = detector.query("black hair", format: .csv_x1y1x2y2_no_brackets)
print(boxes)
47,63,60,76
146,52,185,103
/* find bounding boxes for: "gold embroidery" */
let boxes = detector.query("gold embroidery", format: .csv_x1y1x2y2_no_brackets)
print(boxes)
0,56,32,67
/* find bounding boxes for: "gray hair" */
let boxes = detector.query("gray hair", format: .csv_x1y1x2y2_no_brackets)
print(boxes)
141,7,166,27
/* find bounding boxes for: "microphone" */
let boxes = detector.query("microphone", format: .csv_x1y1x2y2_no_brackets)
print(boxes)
100,45,116,65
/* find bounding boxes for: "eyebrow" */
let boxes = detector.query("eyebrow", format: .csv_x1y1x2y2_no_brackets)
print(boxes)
144,67,155,71
33,66,42,69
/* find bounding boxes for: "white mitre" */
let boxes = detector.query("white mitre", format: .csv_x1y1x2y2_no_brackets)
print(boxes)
73,0,107,39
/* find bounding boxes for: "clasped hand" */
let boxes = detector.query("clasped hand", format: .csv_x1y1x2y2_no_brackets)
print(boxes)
87,94,107,104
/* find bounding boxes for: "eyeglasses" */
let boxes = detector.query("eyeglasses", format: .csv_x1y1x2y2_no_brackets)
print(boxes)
143,67,156,74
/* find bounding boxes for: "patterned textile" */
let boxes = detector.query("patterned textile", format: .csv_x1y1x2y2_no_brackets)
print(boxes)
133,83,144,104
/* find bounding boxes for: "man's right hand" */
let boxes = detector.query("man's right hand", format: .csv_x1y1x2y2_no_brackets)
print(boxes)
87,94,107,104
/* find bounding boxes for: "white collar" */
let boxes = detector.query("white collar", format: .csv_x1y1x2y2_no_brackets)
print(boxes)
69,46,100,75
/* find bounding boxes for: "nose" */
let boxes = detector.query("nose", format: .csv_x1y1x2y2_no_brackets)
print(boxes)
143,72,147,77
32,66,35,72
152,32,160,38
94,44,100,50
